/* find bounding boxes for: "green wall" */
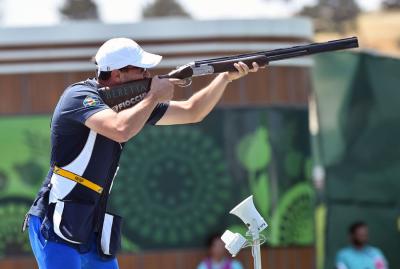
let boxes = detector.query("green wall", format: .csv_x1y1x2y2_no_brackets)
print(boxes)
313,52,400,269
0,107,313,256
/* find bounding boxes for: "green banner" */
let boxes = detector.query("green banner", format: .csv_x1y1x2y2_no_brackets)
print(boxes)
313,52,400,269
0,107,313,256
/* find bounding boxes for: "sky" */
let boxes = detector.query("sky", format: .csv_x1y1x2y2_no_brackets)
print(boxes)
0,0,383,27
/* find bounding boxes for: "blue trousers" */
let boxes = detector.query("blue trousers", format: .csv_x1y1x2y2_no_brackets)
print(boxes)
28,215,119,269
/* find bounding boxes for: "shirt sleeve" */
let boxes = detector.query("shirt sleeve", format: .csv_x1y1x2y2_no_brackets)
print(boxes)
232,260,244,269
60,85,109,124
197,261,207,269
335,250,348,269
374,248,389,269
146,102,169,125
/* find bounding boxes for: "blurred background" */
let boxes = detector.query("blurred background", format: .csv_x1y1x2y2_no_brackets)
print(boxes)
0,0,399,269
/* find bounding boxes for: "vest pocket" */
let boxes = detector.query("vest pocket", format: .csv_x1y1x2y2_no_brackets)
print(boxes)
99,213,122,257
52,199,95,244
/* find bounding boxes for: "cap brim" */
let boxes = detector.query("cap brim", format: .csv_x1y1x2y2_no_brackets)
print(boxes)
134,51,162,68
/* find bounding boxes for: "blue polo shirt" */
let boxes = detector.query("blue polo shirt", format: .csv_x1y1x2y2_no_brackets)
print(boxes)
336,246,388,269
29,78,168,218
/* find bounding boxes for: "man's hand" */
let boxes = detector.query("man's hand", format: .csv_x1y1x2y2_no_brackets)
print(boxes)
225,61,261,82
149,76,174,102
169,78,190,87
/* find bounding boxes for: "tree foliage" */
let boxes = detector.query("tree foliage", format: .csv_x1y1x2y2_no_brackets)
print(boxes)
382,0,400,10
60,0,99,21
297,0,360,33
142,0,191,19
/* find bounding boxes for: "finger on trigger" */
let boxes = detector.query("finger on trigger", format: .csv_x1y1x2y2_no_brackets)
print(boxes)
169,78,184,85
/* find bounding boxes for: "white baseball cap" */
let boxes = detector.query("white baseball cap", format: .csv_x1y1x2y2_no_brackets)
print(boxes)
95,38,162,73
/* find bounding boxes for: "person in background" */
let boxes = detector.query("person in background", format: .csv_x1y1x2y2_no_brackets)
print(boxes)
336,221,388,269
198,233,244,269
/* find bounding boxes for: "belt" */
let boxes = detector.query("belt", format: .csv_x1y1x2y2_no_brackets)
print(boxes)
53,166,103,194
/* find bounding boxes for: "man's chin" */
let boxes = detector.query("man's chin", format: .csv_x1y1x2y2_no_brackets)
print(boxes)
353,241,367,247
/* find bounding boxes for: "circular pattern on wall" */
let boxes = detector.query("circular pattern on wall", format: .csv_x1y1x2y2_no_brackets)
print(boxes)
270,183,315,246
110,126,232,247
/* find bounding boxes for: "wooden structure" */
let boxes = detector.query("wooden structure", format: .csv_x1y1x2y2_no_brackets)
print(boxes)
0,18,313,115
0,247,314,269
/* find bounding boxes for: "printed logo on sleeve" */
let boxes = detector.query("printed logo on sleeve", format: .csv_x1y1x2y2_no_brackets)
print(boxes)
83,96,100,107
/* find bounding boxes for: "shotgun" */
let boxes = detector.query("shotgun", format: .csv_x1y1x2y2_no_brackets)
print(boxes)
99,37,359,112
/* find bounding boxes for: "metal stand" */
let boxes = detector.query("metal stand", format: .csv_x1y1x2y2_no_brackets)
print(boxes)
222,195,267,269
249,230,262,269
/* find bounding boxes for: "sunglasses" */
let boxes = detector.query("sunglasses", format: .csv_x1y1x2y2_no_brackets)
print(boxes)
119,66,147,73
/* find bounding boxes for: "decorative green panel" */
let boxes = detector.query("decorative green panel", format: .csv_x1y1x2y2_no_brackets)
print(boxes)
313,52,400,269
0,107,312,255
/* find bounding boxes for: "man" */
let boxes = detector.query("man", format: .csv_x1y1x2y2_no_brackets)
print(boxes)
336,221,388,269
24,37,260,269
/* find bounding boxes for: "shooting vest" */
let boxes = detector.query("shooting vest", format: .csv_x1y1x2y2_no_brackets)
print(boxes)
26,79,168,258
27,80,123,259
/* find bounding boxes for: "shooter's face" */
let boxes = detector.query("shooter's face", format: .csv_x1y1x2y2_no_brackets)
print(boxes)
113,66,150,84
117,66,150,84
351,226,369,246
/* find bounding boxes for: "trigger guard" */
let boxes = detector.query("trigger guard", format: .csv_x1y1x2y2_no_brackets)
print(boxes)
179,78,192,88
